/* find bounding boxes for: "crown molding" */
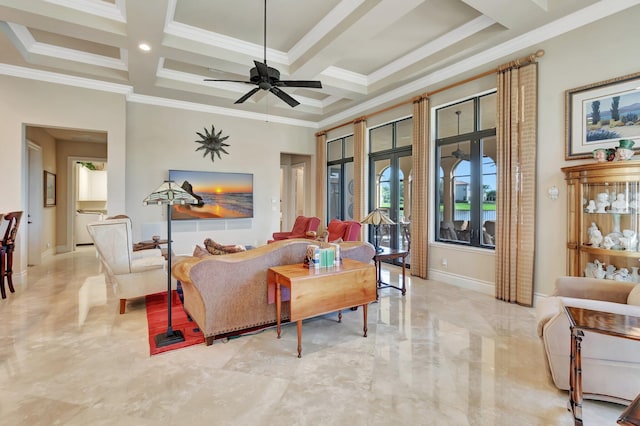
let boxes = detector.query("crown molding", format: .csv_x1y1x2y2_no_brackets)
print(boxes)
44,0,126,22
319,0,640,128
127,93,319,128
0,63,131,94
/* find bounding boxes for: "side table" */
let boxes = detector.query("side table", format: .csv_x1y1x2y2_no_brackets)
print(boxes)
133,238,168,251
618,393,640,426
564,306,640,425
373,248,408,299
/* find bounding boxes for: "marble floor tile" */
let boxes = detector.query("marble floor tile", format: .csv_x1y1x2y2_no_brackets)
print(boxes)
0,247,626,425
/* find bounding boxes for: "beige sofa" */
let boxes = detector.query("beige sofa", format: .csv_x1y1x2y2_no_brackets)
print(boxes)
536,276,640,403
172,238,376,345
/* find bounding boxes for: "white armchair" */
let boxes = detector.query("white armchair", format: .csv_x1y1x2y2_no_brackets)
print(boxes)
536,276,640,403
87,218,175,314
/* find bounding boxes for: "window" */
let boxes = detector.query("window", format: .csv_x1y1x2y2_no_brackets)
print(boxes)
435,93,496,248
327,135,354,221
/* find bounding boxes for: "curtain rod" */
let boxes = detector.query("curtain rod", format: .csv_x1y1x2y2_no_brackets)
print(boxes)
316,49,545,137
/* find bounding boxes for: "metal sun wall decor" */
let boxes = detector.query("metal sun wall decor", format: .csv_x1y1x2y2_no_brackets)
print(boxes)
195,125,230,163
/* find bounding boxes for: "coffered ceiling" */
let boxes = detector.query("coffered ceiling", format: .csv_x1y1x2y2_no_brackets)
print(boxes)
0,0,638,128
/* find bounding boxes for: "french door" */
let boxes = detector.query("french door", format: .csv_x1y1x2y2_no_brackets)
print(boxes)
369,149,412,263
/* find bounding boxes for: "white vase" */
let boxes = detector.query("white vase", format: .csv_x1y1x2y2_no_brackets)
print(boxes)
632,266,640,283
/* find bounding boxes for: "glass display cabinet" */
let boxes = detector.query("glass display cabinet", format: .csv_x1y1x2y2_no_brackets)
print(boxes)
562,161,640,280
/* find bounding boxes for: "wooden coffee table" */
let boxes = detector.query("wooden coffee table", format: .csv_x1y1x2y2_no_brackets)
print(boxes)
268,258,376,358
564,306,640,425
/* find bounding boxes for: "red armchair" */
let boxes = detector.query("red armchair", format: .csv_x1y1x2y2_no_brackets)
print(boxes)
270,216,320,242
326,219,361,242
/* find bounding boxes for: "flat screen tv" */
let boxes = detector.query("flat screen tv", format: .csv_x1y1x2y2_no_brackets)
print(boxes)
168,169,254,220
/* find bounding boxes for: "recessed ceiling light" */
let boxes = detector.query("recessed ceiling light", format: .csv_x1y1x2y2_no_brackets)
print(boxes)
138,43,151,52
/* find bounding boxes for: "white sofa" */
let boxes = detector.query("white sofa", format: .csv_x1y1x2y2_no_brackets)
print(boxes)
536,276,640,404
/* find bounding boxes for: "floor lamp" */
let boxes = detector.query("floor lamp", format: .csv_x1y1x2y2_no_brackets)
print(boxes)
143,180,198,348
361,208,395,252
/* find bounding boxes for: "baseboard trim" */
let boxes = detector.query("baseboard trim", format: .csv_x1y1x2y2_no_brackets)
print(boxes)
428,269,495,296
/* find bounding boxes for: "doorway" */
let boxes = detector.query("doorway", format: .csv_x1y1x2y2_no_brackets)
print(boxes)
369,151,412,260
27,141,43,266
279,154,310,232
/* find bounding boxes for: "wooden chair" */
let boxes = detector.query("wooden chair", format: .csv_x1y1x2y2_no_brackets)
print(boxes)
1,211,23,298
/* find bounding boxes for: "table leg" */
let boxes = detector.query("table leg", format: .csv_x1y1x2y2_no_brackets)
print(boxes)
297,320,302,358
338,310,342,323
363,304,368,338
376,258,381,300
401,255,406,295
276,283,281,339
569,326,584,425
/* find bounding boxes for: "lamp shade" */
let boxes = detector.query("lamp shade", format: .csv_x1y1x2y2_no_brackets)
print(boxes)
143,180,199,206
361,208,395,226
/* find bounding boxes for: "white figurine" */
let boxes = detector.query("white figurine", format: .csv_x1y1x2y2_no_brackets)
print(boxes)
611,193,628,213
589,228,603,247
595,192,609,213
602,235,615,250
586,200,596,213
622,229,638,251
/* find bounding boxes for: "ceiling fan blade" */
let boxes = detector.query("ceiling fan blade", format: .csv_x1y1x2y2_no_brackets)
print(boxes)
254,60,269,80
204,79,255,85
234,87,260,104
278,80,323,88
270,87,299,107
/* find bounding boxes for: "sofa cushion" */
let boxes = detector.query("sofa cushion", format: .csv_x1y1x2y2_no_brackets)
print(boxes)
628,284,640,306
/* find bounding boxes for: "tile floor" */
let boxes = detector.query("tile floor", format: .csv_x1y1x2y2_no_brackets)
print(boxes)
0,247,625,425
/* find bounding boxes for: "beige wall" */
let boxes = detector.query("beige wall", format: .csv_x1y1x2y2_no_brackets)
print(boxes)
25,127,57,257
125,102,316,253
0,76,126,277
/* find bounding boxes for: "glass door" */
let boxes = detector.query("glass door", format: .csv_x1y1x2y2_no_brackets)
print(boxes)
369,151,412,262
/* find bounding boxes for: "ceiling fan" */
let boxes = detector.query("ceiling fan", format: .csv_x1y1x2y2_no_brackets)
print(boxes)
204,0,322,107
442,111,470,160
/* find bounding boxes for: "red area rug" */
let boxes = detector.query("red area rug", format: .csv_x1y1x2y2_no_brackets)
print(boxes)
146,290,204,355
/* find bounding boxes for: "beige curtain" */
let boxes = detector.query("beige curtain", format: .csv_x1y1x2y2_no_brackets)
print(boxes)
353,118,366,240
411,96,430,278
495,63,537,306
315,132,327,225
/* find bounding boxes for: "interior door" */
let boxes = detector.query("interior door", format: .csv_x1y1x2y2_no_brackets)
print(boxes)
27,141,43,266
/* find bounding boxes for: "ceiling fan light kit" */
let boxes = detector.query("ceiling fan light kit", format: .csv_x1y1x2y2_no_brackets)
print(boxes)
204,0,322,108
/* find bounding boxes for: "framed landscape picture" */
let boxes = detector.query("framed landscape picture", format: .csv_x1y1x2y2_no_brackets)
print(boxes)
168,169,253,220
44,171,56,207
565,71,640,159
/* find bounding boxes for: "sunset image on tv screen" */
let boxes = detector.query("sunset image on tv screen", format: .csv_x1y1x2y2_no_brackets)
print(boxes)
168,170,253,220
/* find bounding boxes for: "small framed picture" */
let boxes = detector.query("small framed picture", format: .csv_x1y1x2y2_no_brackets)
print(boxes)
565,71,640,160
44,171,56,207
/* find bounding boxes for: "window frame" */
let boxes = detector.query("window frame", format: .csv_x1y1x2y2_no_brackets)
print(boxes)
435,93,497,249
326,135,354,222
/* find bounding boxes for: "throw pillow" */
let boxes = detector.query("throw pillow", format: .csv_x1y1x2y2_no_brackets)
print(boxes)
193,245,211,258
203,238,247,255
628,284,640,306
315,231,328,243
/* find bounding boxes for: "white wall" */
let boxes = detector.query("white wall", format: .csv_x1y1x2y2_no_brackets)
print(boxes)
0,76,126,278
125,102,316,254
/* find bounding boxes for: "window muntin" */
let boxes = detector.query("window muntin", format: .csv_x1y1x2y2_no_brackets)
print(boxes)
435,93,496,248
327,135,354,221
